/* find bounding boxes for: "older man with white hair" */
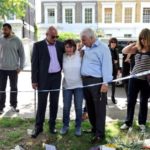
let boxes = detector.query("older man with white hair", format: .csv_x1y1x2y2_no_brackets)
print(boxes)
80,28,113,143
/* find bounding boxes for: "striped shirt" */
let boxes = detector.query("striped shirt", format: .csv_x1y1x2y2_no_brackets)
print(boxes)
132,51,150,80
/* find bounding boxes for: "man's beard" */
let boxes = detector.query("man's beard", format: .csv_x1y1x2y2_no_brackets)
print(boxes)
3,34,10,38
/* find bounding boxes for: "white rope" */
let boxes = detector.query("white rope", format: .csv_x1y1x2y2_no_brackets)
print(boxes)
0,70,149,93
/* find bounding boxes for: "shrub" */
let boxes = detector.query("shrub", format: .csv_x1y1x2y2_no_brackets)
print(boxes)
58,32,79,41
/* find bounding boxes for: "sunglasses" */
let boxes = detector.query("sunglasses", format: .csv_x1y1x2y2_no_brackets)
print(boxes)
140,37,145,40
51,35,59,39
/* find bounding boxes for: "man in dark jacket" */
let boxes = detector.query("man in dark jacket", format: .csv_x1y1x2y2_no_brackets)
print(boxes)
31,26,64,138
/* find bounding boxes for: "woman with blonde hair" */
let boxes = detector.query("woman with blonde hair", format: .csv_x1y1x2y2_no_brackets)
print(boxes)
120,28,150,132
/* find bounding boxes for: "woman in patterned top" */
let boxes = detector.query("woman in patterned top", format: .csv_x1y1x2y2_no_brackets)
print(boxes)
120,28,150,132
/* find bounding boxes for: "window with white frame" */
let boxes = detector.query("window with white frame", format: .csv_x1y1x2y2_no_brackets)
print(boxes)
85,8,92,23
143,8,150,23
124,8,132,23
44,3,57,24
102,2,115,24
82,3,95,24
62,3,75,24
47,8,55,23
122,2,135,23
104,8,112,23
124,34,132,38
65,8,73,24
106,34,112,38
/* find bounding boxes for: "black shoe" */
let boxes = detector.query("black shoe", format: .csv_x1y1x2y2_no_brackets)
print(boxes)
91,136,103,144
31,127,43,138
50,128,57,134
111,97,117,104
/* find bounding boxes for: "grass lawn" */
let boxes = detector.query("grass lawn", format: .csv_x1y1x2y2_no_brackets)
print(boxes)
0,117,150,150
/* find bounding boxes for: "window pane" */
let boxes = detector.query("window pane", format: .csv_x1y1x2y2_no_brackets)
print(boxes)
47,8,55,23
104,8,112,23
65,9,73,24
143,8,150,23
7,13,15,20
124,34,132,38
124,8,132,23
85,8,92,24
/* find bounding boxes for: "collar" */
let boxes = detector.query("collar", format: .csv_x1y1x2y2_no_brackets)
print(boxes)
88,39,99,49
92,39,99,47
45,39,56,46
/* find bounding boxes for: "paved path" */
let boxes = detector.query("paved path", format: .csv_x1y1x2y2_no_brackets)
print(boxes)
1,71,150,123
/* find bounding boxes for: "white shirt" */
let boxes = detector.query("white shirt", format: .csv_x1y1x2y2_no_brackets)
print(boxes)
63,51,83,89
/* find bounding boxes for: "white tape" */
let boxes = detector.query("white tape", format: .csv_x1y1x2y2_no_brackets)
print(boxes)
0,70,149,93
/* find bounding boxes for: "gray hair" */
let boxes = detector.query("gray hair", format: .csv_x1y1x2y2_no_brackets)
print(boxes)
80,28,96,39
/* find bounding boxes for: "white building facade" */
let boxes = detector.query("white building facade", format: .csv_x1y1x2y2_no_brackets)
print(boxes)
35,0,150,40
35,0,98,40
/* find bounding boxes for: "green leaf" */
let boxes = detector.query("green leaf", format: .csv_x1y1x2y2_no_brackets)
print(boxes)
0,0,29,20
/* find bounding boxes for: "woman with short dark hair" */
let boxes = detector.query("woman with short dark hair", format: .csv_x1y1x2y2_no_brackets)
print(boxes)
60,39,83,136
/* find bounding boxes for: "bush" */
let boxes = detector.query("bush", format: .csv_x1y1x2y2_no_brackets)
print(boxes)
58,32,79,42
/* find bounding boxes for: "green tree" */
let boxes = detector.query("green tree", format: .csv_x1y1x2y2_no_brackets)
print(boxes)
0,0,29,21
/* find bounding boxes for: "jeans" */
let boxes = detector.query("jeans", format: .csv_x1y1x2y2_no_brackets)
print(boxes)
62,88,83,128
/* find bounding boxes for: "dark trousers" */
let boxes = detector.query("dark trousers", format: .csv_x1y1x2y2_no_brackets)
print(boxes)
83,103,87,113
123,79,129,97
82,77,106,138
111,82,116,98
111,74,117,98
125,78,150,126
35,73,61,129
0,70,18,110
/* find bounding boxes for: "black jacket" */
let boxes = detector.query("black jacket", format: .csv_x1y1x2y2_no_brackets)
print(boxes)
31,40,64,89
109,47,119,77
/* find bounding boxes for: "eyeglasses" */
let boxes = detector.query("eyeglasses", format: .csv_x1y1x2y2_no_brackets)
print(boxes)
51,35,59,39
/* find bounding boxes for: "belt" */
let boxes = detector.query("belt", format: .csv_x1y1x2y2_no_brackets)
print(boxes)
48,71,61,75
82,76,94,79
82,76,102,79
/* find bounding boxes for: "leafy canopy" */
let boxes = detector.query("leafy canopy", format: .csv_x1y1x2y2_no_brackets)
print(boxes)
0,0,29,19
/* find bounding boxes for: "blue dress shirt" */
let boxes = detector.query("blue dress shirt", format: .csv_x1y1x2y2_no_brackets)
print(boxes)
81,39,113,83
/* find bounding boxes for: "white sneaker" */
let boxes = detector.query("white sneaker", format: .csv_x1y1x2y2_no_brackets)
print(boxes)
120,123,129,130
11,106,19,113
139,124,146,132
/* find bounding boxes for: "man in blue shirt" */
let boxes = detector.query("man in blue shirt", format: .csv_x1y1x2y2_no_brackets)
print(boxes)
80,28,113,143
